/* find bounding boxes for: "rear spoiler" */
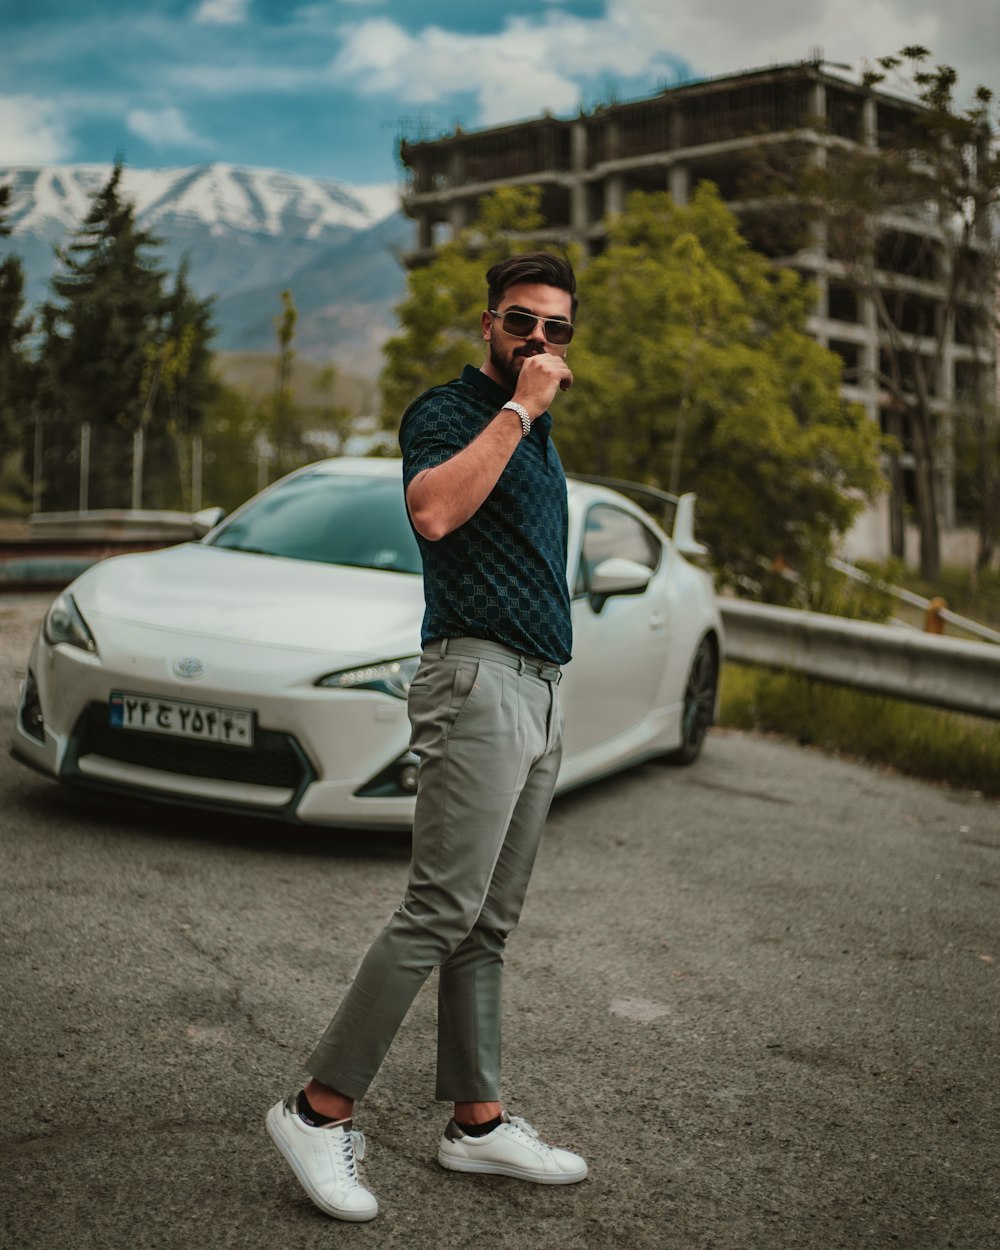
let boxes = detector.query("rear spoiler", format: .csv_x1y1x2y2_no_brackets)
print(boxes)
671,493,708,559
567,475,708,559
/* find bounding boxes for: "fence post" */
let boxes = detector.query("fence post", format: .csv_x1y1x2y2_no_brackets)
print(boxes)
32,410,43,513
925,597,948,634
192,435,203,512
79,421,90,513
131,427,144,510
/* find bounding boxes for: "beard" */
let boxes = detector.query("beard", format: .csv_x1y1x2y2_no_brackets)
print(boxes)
489,338,544,393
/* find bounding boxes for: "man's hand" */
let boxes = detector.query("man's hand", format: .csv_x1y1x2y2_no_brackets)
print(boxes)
513,353,574,420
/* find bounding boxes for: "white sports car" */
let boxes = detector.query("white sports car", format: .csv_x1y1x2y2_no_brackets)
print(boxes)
11,459,722,829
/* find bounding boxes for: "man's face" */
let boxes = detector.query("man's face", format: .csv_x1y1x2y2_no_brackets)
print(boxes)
481,282,574,392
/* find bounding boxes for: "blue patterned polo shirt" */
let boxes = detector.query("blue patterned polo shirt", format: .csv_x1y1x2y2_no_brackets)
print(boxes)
399,364,572,664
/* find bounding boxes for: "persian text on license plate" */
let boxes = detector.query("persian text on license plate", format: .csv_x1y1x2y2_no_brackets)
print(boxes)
109,692,254,748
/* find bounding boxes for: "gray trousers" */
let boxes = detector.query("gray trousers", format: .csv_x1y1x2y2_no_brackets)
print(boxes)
307,637,564,1102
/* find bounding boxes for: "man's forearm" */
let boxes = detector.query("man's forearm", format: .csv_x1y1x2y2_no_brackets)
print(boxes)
406,408,524,541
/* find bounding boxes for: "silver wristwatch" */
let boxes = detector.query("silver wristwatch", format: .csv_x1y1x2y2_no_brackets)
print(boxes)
501,400,532,437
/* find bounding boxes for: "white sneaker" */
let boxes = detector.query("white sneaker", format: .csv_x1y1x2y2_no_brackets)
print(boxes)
266,1093,378,1221
437,1111,588,1184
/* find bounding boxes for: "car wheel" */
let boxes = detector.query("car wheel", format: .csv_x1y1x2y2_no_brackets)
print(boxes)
663,636,717,765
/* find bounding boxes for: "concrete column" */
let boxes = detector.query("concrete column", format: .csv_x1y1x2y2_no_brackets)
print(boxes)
810,81,827,130
417,212,433,251
570,181,589,237
447,198,467,237
861,96,877,148
812,272,830,339
571,118,587,171
669,107,683,150
604,116,621,161
570,119,589,238
668,162,690,205
605,174,625,216
448,144,464,187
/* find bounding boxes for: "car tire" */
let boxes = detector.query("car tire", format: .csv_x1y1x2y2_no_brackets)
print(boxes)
662,635,717,766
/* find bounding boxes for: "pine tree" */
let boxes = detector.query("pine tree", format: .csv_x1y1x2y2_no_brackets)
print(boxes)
143,260,218,508
36,165,212,507
0,183,35,513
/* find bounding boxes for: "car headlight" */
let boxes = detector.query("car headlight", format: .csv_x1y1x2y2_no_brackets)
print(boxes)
316,655,420,699
43,592,98,654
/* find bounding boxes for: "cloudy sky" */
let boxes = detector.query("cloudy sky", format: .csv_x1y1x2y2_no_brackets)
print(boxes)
2,0,997,189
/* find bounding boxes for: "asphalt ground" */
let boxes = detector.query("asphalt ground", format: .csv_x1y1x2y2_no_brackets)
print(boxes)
1,592,998,1250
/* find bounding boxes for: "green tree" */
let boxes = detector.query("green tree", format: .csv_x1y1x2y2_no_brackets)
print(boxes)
309,365,355,456
142,261,218,509
0,183,35,513
38,162,168,508
379,186,553,421
750,49,999,576
257,290,360,479
558,185,884,600
380,184,884,602
258,289,313,480
198,379,261,513
36,162,215,511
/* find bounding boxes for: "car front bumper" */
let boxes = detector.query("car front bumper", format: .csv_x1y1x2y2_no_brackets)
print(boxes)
11,631,421,829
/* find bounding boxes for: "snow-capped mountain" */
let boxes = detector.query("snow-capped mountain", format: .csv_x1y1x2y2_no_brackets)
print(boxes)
0,163,410,376
2,163,399,239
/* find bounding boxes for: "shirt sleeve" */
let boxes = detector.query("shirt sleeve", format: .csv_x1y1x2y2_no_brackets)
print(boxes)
399,387,477,488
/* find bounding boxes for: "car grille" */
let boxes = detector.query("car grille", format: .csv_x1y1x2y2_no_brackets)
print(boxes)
72,702,308,791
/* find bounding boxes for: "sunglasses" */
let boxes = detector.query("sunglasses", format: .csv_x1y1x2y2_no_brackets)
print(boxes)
489,308,575,346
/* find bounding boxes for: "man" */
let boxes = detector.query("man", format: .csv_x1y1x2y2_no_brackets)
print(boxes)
266,252,585,1221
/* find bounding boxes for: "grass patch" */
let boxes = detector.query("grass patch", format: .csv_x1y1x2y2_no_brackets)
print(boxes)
720,662,1000,798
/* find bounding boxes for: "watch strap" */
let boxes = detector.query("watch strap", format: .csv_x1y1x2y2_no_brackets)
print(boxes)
501,400,532,437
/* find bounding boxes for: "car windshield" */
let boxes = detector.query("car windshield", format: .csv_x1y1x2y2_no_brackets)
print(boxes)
207,472,422,575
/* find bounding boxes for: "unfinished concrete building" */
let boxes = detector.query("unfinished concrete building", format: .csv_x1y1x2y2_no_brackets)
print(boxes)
399,60,996,566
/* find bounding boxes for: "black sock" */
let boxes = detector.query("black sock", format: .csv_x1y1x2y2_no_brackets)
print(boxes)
297,1088,338,1127
455,1113,503,1137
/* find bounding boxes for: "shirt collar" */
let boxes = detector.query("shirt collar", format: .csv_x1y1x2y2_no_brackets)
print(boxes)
461,364,553,439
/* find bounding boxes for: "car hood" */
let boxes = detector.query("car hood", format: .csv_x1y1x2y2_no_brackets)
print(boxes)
71,542,425,663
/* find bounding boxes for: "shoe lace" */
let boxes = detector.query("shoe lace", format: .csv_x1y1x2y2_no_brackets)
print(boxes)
338,1129,365,1181
505,1116,551,1153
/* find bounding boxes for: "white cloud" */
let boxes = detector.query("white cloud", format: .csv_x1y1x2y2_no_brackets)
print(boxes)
193,0,251,25
0,95,71,163
331,18,583,124
126,107,211,150
329,0,996,129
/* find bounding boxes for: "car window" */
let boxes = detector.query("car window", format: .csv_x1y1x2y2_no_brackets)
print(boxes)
208,473,422,574
575,504,662,595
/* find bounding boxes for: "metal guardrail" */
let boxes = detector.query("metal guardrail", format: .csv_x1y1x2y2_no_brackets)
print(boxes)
827,557,1000,645
719,598,1000,722
29,509,198,542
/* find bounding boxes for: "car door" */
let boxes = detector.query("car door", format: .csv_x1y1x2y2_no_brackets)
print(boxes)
563,502,670,760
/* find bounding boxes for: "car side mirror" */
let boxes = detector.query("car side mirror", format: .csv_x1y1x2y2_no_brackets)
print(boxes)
192,506,225,538
589,556,651,613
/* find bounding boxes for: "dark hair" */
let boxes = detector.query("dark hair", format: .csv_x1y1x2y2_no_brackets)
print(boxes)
486,252,578,318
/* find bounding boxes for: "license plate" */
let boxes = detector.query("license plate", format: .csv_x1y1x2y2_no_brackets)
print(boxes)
109,692,255,748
